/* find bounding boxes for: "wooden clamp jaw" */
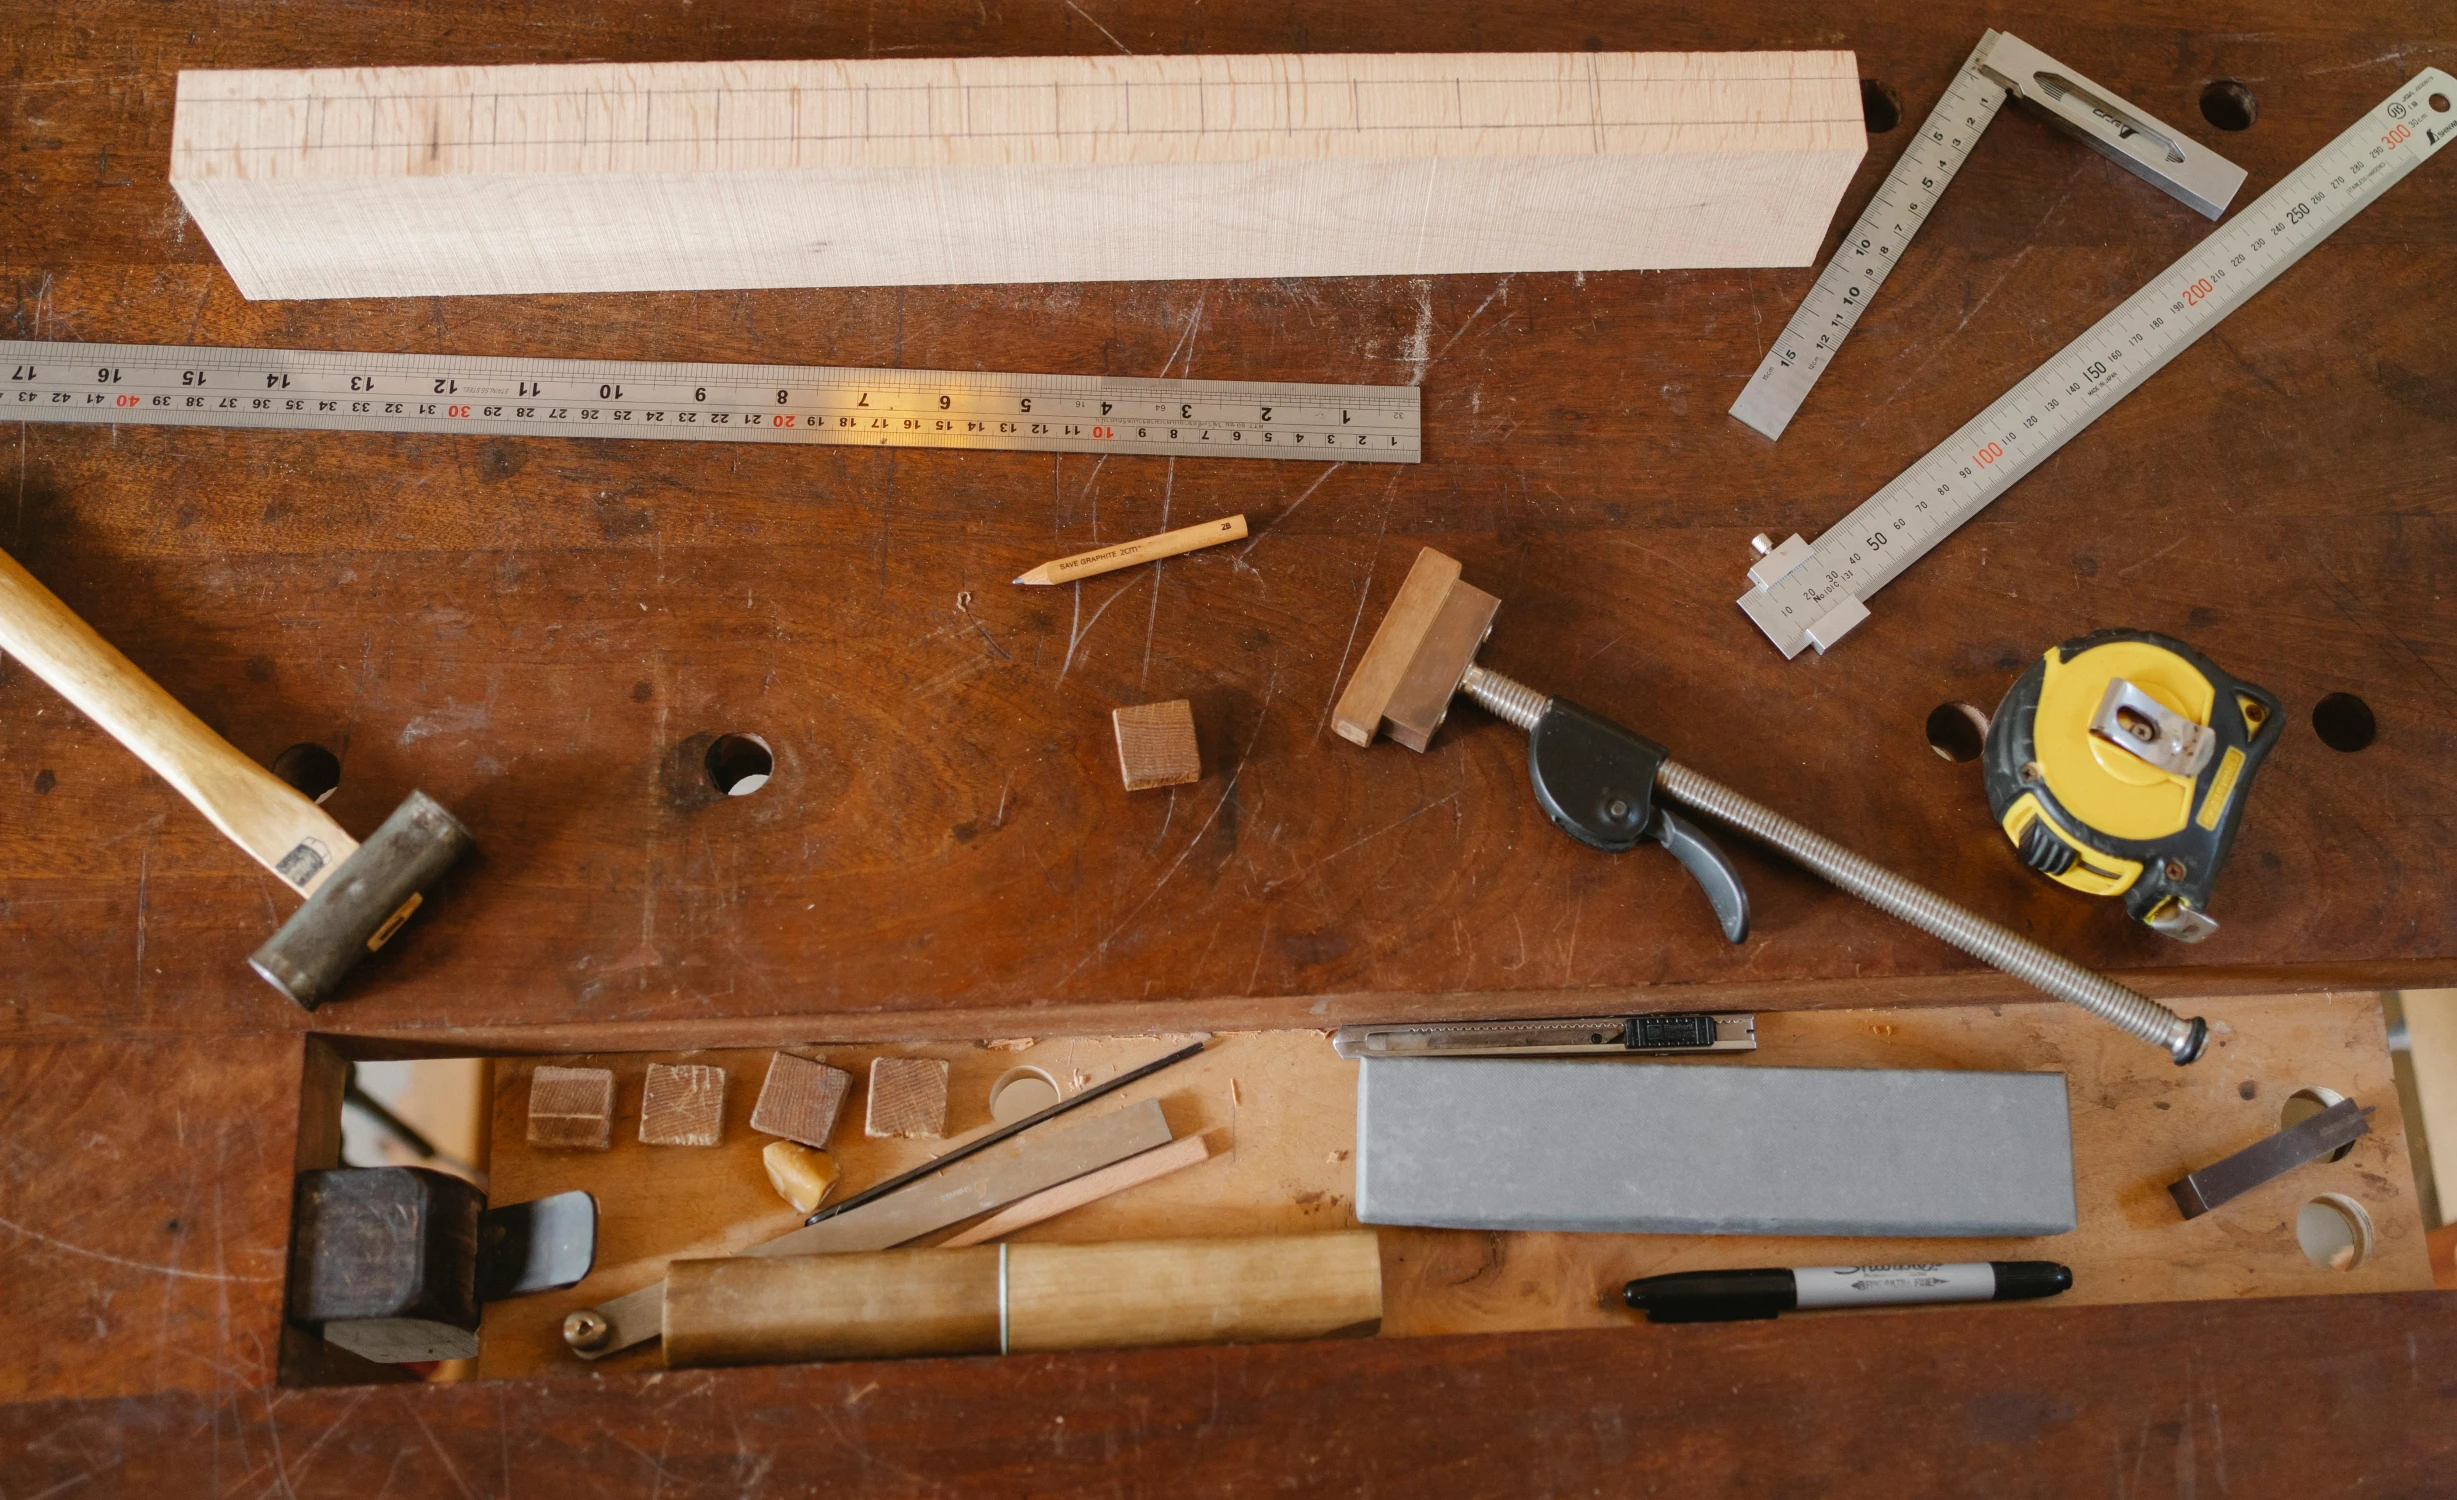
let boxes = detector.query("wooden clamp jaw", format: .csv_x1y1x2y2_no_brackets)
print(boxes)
1329,547,1750,944
1330,549,1500,752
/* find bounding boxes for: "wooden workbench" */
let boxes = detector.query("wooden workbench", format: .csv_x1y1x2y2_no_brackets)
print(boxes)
3,0,2454,1490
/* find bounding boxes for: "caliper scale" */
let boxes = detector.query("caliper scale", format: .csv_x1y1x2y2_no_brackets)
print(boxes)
1739,68,2456,658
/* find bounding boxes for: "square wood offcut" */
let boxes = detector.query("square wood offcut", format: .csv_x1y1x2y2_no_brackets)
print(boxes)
749,1052,852,1147
1112,700,1201,791
524,1065,615,1150
639,1063,727,1146
865,1057,950,1138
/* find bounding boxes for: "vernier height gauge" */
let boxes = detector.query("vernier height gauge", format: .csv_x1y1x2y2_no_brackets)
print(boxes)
1740,69,2454,659
1729,31,2248,442
0,341,1420,464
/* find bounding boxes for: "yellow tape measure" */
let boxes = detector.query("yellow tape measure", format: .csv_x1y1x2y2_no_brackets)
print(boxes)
1982,629,2281,942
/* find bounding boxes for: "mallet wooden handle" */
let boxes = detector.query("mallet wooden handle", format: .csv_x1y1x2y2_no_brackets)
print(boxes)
663,1231,1383,1368
0,545,355,894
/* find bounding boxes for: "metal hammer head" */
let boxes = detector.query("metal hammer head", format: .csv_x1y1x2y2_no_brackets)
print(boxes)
250,791,470,1010
1331,548,1499,752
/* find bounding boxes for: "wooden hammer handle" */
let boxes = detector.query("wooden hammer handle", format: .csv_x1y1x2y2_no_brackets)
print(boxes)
0,545,355,894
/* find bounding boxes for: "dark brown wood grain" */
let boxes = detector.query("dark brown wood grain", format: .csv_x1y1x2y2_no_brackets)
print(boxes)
1,1,2451,1050
4,1290,2456,1497
3,0,2455,1486
0,1035,303,1402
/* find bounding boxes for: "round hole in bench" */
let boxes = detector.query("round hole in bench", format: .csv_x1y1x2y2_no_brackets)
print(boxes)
2311,693,2375,753
2280,1086,2357,1163
271,742,342,804
705,733,774,796
2296,1194,2373,1271
989,1066,1063,1124
1925,702,1990,762
2200,80,2257,132
1860,79,1903,133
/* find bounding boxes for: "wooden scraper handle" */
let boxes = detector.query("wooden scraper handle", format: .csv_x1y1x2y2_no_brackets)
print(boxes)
662,1231,1385,1368
0,544,356,895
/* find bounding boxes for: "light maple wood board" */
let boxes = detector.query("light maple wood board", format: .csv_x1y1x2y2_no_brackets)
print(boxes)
168,52,1865,299
478,992,2426,1377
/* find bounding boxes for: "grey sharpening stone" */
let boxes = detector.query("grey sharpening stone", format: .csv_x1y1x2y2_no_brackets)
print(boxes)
1356,1059,2075,1237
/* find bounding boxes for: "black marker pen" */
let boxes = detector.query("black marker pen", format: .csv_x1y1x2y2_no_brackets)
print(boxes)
1621,1262,2072,1323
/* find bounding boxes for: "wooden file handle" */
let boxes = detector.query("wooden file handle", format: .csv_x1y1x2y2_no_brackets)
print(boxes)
662,1231,1384,1368
0,544,355,894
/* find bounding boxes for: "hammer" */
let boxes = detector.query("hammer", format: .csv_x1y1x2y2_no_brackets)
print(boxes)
1333,548,2207,1064
0,544,470,1009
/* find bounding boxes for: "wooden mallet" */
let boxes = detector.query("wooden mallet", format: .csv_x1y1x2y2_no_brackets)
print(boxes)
0,544,469,1009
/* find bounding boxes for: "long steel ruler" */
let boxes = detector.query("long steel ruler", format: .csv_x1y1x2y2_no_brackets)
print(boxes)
1728,31,2247,441
0,340,1420,463
1740,68,2455,660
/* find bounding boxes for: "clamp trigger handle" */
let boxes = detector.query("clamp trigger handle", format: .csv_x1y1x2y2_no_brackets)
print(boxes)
1648,807,1751,943
1525,699,1751,946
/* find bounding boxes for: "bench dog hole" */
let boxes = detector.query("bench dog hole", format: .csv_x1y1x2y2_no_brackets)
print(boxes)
2311,692,2375,753
2200,80,2257,132
706,733,775,796
1860,79,1903,133
271,742,342,804
1925,702,1990,763
2296,1194,2373,1272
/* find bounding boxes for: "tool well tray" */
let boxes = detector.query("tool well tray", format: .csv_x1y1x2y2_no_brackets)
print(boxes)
281,992,2431,1384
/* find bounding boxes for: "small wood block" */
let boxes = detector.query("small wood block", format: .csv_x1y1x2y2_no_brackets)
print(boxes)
1379,580,1501,752
525,1066,614,1150
748,1052,852,1147
1112,700,1201,792
1332,548,1463,747
865,1057,950,1139
638,1063,726,1147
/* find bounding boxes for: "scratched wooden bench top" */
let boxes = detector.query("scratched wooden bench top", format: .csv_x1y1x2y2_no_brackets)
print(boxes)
2,0,2454,1486
2,3,2452,1050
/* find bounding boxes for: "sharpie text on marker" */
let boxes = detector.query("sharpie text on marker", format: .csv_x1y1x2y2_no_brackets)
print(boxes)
1621,1262,2073,1322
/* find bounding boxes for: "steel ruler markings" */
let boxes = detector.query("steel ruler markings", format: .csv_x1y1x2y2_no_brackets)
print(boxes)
1728,38,2008,441
1729,31,2248,442
1739,69,2455,660
0,341,1420,464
